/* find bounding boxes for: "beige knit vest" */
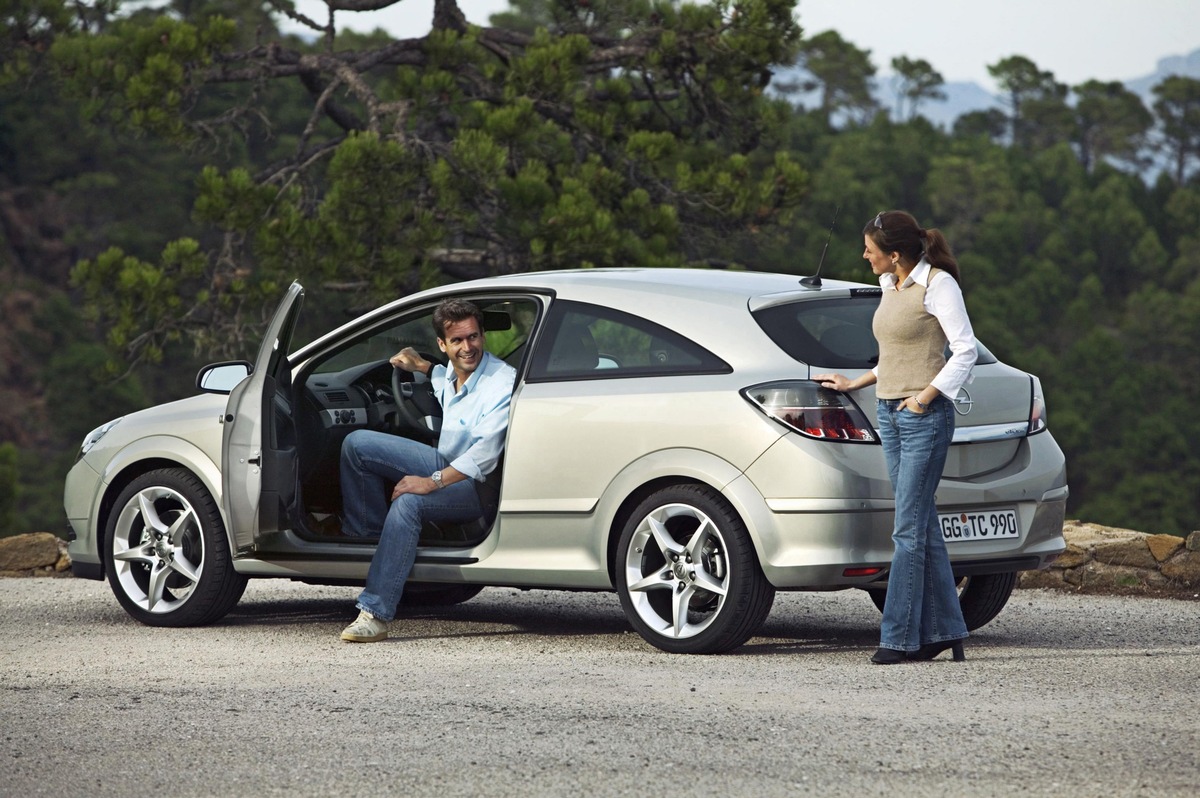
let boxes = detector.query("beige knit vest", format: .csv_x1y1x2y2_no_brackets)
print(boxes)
872,268,947,399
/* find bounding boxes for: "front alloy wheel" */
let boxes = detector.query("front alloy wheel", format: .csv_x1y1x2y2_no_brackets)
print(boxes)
105,468,246,626
616,485,774,654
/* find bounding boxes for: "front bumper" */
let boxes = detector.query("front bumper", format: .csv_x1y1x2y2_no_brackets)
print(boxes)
63,459,104,580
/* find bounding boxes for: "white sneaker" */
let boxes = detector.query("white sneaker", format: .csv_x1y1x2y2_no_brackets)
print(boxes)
340,609,388,642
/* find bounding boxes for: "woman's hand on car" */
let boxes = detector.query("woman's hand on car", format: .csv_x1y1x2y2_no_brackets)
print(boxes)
814,372,853,392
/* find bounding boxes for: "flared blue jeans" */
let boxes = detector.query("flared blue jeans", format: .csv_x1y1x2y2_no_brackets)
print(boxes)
876,396,968,652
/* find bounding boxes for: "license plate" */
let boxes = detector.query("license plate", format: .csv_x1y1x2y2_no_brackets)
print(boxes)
939,509,1019,542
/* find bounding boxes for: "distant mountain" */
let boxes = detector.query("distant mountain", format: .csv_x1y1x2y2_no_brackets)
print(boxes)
771,47,1200,129
1125,49,1200,99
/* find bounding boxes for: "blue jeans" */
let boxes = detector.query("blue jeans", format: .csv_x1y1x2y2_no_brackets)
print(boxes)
876,396,968,651
340,430,482,621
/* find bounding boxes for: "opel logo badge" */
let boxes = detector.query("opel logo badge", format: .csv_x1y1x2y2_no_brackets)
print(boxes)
954,388,973,415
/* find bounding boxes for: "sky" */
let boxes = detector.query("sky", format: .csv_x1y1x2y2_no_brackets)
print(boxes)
287,0,1200,92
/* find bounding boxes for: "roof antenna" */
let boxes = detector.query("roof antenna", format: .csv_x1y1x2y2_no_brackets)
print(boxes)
800,205,840,289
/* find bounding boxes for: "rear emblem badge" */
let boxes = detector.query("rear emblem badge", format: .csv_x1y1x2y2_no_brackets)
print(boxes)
954,389,973,415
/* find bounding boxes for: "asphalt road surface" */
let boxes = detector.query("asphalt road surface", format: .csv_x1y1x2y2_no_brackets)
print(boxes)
2,577,1198,797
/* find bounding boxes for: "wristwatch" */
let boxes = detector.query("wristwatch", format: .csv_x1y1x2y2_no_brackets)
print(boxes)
430,470,444,490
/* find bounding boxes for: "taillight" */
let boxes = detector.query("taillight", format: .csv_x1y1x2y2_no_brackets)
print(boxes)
1029,377,1047,435
743,381,878,443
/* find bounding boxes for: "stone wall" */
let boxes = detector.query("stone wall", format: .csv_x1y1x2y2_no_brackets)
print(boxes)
1019,520,1200,595
3,524,1200,594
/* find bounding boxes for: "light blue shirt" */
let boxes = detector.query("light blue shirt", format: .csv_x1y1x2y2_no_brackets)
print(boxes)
430,351,516,481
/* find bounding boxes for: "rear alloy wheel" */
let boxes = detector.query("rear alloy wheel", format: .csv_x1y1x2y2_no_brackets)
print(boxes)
105,468,247,627
616,485,775,654
866,571,1018,631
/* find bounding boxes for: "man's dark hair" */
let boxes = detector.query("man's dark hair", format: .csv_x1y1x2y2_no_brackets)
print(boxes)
432,298,484,340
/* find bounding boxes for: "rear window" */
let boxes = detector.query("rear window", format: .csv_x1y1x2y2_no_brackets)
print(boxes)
753,294,997,369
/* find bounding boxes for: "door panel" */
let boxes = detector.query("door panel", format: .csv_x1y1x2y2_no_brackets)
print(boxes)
223,282,305,551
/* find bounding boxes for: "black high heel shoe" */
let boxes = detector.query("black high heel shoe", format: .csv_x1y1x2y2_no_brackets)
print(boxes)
908,639,966,662
870,647,908,665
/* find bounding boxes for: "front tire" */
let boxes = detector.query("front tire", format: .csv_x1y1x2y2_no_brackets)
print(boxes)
104,468,247,626
866,571,1018,631
616,485,775,654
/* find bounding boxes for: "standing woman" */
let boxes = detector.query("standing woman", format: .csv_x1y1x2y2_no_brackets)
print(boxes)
815,210,977,664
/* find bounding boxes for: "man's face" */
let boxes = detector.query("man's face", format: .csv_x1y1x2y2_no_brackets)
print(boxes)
437,316,485,379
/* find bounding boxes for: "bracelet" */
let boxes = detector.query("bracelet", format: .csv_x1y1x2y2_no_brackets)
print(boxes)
915,397,929,410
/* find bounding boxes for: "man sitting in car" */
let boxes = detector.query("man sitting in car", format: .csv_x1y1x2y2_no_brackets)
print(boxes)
338,298,516,643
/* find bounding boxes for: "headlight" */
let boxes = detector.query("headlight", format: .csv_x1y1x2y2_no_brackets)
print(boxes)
79,417,123,459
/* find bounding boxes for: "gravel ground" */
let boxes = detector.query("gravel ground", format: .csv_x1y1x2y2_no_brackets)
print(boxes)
2,577,1198,797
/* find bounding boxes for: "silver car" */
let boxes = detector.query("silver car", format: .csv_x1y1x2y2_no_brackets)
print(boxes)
64,269,1067,653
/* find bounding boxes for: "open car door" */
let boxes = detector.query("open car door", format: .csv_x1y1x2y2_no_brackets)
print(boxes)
222,282,305,553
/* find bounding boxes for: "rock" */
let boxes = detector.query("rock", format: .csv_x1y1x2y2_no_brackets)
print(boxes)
1093,539,1159,570
0,532,62,571
1161,551,1200,587
1052,543,1092,569
1019,569,1069,590
1069,562,1168,590
1146,534,1185,563
1061,520,1145,547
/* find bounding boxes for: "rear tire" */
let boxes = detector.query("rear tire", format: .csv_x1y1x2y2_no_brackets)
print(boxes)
615,485,775,654
866,571,1018,631
104,468,247,627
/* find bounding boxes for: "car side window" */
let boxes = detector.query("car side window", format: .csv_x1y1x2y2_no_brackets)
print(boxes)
527,301,730,381
309,297,539,375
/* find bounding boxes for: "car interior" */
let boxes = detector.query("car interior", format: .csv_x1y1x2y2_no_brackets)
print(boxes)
287,296,541,547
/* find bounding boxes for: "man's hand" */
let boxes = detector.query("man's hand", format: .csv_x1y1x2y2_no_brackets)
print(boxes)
390,347,430,374
391,475,437,499
392,467,463,499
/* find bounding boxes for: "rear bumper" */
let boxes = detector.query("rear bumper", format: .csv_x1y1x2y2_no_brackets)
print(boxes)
727,478,1068,590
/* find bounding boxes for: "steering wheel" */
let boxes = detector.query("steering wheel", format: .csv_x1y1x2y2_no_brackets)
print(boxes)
390,354,443,438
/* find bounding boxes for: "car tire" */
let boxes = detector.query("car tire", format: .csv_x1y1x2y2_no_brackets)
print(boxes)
402,583,485,606
616,485,775,654
104,468,247,627
865,571,1018,631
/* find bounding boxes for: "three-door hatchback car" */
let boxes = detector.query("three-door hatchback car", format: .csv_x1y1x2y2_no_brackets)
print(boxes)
64,269,1067,653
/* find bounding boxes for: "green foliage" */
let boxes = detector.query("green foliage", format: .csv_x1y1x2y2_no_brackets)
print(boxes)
50,11,237,139
71,238,210,368
1072,80,1154,174
1152,75,1200,183
891,56,945,121
795,29,877,125
0,443,16,537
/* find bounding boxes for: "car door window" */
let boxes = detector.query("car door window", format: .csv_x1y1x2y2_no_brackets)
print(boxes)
527,301,730,381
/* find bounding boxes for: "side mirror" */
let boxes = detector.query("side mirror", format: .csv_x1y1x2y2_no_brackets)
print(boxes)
196,361,252,394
